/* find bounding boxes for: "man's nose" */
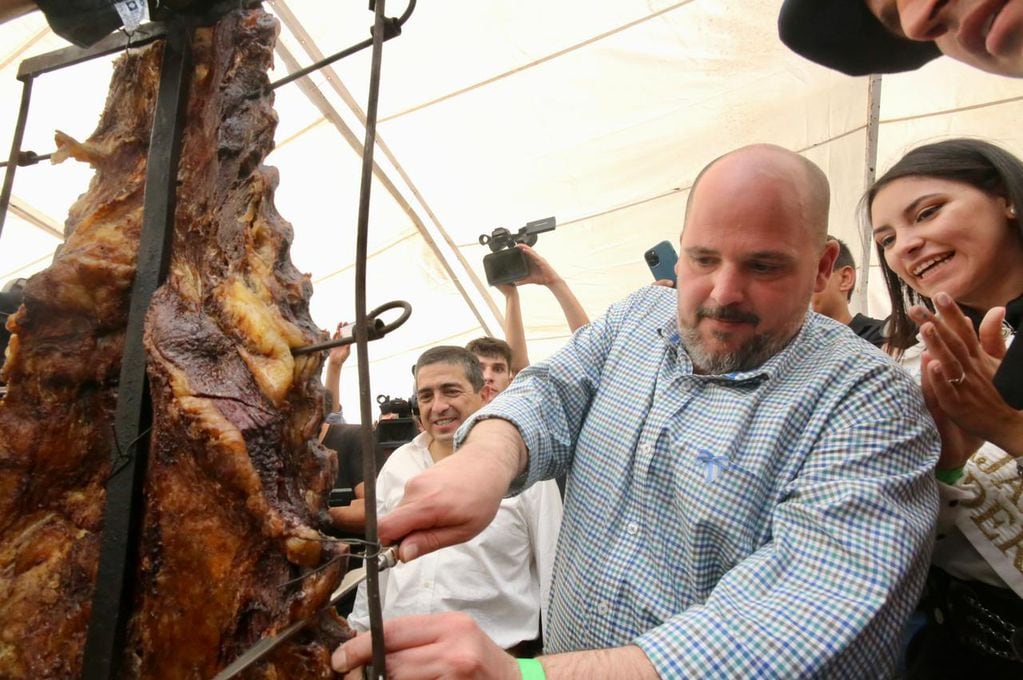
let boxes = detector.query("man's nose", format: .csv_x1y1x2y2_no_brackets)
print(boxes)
899,0,952,42
709,265,746,307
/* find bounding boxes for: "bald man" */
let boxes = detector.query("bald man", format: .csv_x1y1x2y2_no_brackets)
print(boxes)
334,145,940,678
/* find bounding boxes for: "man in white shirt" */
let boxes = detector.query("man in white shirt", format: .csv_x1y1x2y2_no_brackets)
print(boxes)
348,345,562,651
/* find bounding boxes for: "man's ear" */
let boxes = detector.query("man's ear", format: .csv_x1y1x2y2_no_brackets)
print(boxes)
837,265,856,295
813,240,840,293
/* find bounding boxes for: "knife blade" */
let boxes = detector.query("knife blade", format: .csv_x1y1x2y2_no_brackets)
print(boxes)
212,546,397,680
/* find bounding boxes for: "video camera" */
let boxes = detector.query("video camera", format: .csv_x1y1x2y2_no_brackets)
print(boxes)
375,394,419,449
478,216,557,286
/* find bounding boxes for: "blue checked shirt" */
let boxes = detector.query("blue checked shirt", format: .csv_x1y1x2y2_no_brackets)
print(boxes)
458,286,939,678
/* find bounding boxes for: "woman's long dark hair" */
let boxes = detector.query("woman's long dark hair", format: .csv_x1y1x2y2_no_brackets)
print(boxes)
863,138,1023,355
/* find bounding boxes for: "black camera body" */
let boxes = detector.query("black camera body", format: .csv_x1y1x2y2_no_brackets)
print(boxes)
376,394,419,449
479,217,556,286
377,394,415,419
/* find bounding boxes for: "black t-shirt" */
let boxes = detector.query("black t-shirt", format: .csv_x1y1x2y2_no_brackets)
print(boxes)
848,313,887,348
963,293,1023,409
321,423,392,493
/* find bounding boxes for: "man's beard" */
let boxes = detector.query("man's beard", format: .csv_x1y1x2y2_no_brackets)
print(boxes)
678,305,793,375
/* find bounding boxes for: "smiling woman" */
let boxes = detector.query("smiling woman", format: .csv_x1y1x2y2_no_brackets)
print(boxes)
865,137,1023,676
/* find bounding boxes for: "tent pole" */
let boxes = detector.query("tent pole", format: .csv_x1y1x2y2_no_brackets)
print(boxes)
859,74,882,316
0,76,32,246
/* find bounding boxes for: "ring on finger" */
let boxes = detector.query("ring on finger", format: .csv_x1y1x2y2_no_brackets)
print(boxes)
947,370,966,386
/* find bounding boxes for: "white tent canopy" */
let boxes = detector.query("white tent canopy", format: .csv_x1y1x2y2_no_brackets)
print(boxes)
2,0,1022,416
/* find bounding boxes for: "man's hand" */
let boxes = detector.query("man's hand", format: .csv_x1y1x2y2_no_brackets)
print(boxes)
328,482,366,533
328,322,352,368
379,419,526,561
333,612,520,680
514,243,561,287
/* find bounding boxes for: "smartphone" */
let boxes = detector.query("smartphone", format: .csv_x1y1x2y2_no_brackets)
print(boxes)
644,241,678,285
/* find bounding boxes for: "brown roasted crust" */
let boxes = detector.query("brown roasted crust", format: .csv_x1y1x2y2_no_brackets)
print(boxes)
0,6,349,680
0,38,162,679
129,8,348,679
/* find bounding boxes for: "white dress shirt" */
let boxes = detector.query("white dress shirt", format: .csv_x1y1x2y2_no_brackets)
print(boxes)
349,432,562,649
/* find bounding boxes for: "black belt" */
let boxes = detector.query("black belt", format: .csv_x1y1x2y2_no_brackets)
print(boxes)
928,569,1023,663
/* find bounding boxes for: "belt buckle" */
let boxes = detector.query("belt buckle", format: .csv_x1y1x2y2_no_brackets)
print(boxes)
1012,627,1023,662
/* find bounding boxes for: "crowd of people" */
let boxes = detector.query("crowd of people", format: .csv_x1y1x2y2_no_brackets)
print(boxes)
1,0,1021,678
326,4,1023,676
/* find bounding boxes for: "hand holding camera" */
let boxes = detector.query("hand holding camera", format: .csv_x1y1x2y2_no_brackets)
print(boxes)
479,217,556,286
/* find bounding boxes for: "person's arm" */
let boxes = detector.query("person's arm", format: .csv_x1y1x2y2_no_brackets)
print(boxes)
328,481,365,534
378,288,629,560
378,418,525,561
333,613,658,679
497,283,530,373
515,244,589,333
325,322,351,423
493,245,589,375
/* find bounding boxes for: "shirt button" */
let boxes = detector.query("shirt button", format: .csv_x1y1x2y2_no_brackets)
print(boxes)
627,522,640,535
597,602,610,615
422,581,433,589
639,445,652,455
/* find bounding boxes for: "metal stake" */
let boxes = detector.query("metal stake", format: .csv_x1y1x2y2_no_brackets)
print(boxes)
82,23,194,680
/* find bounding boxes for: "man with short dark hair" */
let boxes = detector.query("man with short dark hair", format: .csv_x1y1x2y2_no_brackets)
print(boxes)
811,236,887,347
779,0,1023,78
334,145,940,678
348,346,561,654
464,336,514,403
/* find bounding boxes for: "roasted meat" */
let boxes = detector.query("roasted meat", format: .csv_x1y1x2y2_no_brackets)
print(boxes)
0,6,348,678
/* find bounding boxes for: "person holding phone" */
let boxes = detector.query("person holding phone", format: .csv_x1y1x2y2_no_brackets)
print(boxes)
645,241,678,288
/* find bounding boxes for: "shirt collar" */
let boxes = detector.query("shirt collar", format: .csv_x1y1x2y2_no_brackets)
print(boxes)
659,314,813,385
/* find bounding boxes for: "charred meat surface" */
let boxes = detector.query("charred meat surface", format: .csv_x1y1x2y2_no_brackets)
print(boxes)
0,36,161,680
0,6,349,679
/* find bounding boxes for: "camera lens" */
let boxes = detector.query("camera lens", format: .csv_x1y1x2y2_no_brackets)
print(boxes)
644,251,659,266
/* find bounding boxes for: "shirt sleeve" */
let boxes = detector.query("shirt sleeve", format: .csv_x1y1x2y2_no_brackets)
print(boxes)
457,289,651,490
520,480,564,635
347,447,407,632
324,410,346,426
347,580,371,633
632,413,940,678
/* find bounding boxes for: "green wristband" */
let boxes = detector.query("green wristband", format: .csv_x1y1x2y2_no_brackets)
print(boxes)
517,658,546,680
935,466,964,485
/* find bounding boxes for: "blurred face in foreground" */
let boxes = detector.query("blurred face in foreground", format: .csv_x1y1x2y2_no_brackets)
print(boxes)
866,0,1023,76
